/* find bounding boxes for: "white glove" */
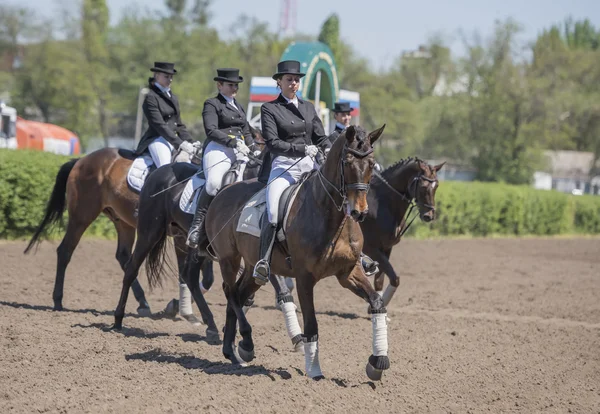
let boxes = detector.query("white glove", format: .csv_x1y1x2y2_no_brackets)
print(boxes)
192,141,203,151
179,141,194,155
252,150,262,157
235,140,250,156
305,145,318,158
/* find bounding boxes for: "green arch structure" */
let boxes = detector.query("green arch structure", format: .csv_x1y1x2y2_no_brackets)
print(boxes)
280,42,339,109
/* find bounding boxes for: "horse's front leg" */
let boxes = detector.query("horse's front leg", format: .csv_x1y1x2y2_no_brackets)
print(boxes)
270,274,303,352
295,273,324,380
336,263,390,381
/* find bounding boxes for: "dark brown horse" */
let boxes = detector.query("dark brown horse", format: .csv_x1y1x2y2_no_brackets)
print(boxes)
204,125,390,380
363,158,444,306
23,146,211,314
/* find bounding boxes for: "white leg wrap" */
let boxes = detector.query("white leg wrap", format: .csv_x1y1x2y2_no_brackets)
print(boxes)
280,302,302,340
179,283,193,316
372,313,389,356
382,284,398,307
303,341,323,378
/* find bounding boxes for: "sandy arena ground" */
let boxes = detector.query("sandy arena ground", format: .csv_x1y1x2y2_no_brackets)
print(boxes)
0,237,599,413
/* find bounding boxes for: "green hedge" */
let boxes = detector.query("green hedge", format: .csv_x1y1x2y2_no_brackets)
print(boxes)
0,149,116,240
409,181,600,238
1,149,599,241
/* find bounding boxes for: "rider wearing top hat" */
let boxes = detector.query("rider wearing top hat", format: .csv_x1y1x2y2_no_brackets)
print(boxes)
253,60,378,282
136,61,195,167
187,68,256,249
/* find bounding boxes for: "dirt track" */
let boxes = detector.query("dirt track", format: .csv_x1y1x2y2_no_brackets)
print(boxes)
1,237,599,413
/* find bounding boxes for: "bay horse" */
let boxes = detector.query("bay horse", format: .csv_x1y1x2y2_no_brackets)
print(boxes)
22,145,212,315
364,158,444,306
110,147,269,341
205,125,390,380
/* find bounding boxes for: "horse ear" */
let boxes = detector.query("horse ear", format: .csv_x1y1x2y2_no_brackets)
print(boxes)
345,125,356,142
368,124,385,144
250,125,264,144
434,161,446,172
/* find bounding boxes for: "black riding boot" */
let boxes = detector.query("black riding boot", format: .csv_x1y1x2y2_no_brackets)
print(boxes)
186,188,215,249
253,220,278,285
361,253,379,276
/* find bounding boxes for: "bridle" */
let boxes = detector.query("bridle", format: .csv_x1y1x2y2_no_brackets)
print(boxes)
316,144,373,212
373,168,438,236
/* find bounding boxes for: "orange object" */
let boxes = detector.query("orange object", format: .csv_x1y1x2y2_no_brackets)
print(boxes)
16,116,80,155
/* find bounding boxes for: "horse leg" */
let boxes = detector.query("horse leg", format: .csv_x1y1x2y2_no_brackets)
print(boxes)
53,214,96,311
231,267,263,363
337,264,390,381
180,251,219,341
173,235,200,326
113,227,165,330
369,247,399,306
200,258,214,293
220,257,244,363
114,221,150,316
295,273,324,380
270,274,303,352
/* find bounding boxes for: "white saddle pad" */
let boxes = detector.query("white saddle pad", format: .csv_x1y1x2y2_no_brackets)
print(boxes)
179,173,206,214
126,154,154,193
236,184,303,240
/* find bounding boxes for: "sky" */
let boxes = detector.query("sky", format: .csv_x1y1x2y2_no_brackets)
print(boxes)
8,0,600,70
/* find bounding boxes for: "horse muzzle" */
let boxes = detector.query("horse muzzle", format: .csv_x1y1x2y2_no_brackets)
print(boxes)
350,209,368,222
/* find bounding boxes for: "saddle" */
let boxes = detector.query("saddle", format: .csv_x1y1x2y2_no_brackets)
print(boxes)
236,170,314,242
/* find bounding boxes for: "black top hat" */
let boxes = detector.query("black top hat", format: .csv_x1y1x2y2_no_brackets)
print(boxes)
214,68,244,83
272,60,306,80
150,62,177,75
332,102,354,113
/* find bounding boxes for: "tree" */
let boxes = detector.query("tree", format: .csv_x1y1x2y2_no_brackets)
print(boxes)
82,0,112,147
318,14,343,76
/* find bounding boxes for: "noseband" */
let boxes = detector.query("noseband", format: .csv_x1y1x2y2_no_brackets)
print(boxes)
317,144,374,211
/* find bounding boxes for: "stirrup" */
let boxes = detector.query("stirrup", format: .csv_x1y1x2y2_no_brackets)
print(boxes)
253,260,270,285
362,258,379,276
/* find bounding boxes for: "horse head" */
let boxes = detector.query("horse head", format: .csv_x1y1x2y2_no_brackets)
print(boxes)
323,124,385,222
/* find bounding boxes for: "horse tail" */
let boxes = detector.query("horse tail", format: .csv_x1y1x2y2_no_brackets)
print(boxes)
24,158,79,254
144,230,172,290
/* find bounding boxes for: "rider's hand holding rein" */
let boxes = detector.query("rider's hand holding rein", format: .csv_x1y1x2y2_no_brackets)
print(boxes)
305,145,318,159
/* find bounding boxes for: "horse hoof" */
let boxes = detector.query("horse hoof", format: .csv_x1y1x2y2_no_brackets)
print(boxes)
110,324,123,332
180,313,202,327
205,327,220,343
311,375,326,381
237,342,255,363
53,304,63,311
137,306,152,317
366,362,384,381
228,347,248,367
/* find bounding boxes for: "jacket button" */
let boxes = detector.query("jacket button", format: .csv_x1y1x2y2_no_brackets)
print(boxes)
291,121,294,124
302,120,305,123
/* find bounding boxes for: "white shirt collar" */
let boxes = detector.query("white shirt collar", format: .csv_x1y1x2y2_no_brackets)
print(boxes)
281,94,299,107
336,122,347,130
154,82,171,96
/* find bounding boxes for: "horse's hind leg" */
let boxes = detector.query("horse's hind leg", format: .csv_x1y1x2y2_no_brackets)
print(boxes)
53,213,98,311
113,227,165,330
172,235,201,326
114,221,150,315
180,251,219,341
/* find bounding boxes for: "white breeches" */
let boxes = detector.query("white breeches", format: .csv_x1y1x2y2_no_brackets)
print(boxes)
148,136,174,167
266,155,317,224
203,141,248,196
